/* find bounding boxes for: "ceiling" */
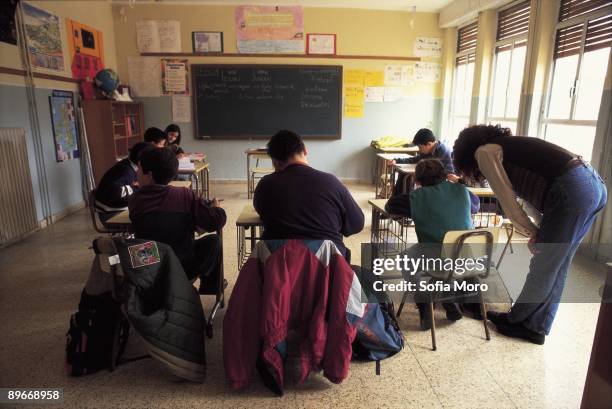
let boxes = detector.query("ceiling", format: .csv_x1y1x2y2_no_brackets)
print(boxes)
114,0,456,12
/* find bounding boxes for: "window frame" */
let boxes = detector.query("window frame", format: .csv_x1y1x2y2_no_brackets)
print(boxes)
486,0,532,132
448,20,479,140
539,6,611,136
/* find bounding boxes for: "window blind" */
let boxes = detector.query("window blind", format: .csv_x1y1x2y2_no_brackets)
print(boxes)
585,14,612,52
456,53,476,66
554,23,585,58
457,22,479,54
497,1,531,41
558,0,612,22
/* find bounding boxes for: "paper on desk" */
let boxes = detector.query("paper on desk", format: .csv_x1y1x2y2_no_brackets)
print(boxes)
188,153,206,161
178,157,195,170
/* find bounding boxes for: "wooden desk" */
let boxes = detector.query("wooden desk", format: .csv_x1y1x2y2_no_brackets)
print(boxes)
236,204,264,269
376,146,419,154
246,149,272,199
375,153,414,199
393,163,417,194
178,161,210,199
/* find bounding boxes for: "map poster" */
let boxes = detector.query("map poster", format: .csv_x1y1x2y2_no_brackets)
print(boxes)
22,2,64,71
49,90,79,162
235,6,304,54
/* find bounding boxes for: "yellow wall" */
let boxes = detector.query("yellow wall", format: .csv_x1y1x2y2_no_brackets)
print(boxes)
0,0,118,89
111,4,444,97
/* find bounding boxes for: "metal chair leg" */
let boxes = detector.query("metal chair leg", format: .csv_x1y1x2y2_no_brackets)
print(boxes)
479,285,491,341
396,290,409,317
429,301,437,351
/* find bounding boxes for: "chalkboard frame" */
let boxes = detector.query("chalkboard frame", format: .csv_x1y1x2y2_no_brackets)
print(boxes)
192,64,343,140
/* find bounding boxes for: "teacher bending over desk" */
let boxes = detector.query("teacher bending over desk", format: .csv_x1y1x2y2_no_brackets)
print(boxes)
452,125,607,345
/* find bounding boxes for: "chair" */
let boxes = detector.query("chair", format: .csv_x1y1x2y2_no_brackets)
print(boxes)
195,228,226,338
248,156,273,198
397,228,499,351
88,189,129,235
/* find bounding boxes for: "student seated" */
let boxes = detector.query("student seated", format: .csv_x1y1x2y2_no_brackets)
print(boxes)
253,129,364,260
164,124,185,157
94,141,152,223
390,128,459,195
129,148,227,292
385,158,479,329
143,127,167,148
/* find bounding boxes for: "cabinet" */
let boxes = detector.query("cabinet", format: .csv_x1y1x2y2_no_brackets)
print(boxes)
82,100,144,185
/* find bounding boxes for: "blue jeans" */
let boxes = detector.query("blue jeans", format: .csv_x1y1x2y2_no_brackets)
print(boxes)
508,163,607,334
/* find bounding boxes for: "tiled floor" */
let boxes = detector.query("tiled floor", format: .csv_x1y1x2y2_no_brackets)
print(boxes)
0,182,604,408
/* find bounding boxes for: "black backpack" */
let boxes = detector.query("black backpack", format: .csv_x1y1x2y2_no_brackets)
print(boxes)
65,289,128,376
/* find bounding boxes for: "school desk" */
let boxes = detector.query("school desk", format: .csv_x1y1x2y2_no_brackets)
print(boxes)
245,148,273,199
178,160,210,199
235,204,264,269
375,153,414,199
393,163,417,195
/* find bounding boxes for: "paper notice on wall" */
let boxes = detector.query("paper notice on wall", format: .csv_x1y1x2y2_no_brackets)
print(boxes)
235,6,304,53
344,69,365,87
344,85,364,118
365,87,385,102
384,65,402,86
414,37,443,58
172,96,191,123
415,62,441,82
384,87,403,102
364,71,385,87
162,59,189,95
401,65,415,86
137,20,181,53
127,56,161,97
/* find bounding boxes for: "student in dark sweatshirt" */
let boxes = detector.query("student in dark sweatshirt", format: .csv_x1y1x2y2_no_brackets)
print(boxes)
129,147,227,292
390,129,459,196
143,127,167,147
253,129,364,260
94,141,152,222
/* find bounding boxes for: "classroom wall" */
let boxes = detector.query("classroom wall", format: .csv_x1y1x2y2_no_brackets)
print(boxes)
0,1,118,222
111,4,445,181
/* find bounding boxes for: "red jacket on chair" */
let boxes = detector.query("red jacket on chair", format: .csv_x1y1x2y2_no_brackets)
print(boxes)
223,239,365,394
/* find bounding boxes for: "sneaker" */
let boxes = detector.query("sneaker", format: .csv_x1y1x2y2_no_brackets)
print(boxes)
443,303,463,321
416,303,432,331
495,320,546,345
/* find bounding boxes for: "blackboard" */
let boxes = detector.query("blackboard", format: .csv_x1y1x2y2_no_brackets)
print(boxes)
192,65,342,139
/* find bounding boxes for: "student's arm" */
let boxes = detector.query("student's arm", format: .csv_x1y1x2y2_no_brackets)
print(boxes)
338,183,365,236
192,193,227,232
475,144,538,237
395,154,421,165
437,144,455,174
384,194,411,218
468,191,480,214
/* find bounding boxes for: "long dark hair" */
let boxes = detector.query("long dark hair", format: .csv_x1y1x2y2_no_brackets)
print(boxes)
164,124,181,145
452,124,513,181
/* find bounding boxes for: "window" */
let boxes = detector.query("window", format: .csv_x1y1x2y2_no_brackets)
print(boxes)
449,21,478,141
541,0,612,160
487,1,531,134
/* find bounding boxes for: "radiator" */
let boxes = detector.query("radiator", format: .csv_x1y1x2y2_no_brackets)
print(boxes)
0,128,38,246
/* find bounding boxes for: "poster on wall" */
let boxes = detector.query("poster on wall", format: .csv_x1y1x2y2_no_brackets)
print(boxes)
22,2,64,71
136,20,181,53
415,62,441,82
161,59,189,95
49,90,79,162
235,6,304,53
413,37,442,58
66,19,105,99
127,56,161,97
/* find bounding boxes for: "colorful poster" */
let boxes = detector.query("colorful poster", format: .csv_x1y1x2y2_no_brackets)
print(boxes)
22,3,64,71
235,6,304,53
161,58,189,95
414,37,443,58
344,85,364,118
49,91,79,162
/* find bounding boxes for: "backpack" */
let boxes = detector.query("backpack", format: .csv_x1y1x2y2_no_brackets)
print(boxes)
65,289,128,376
